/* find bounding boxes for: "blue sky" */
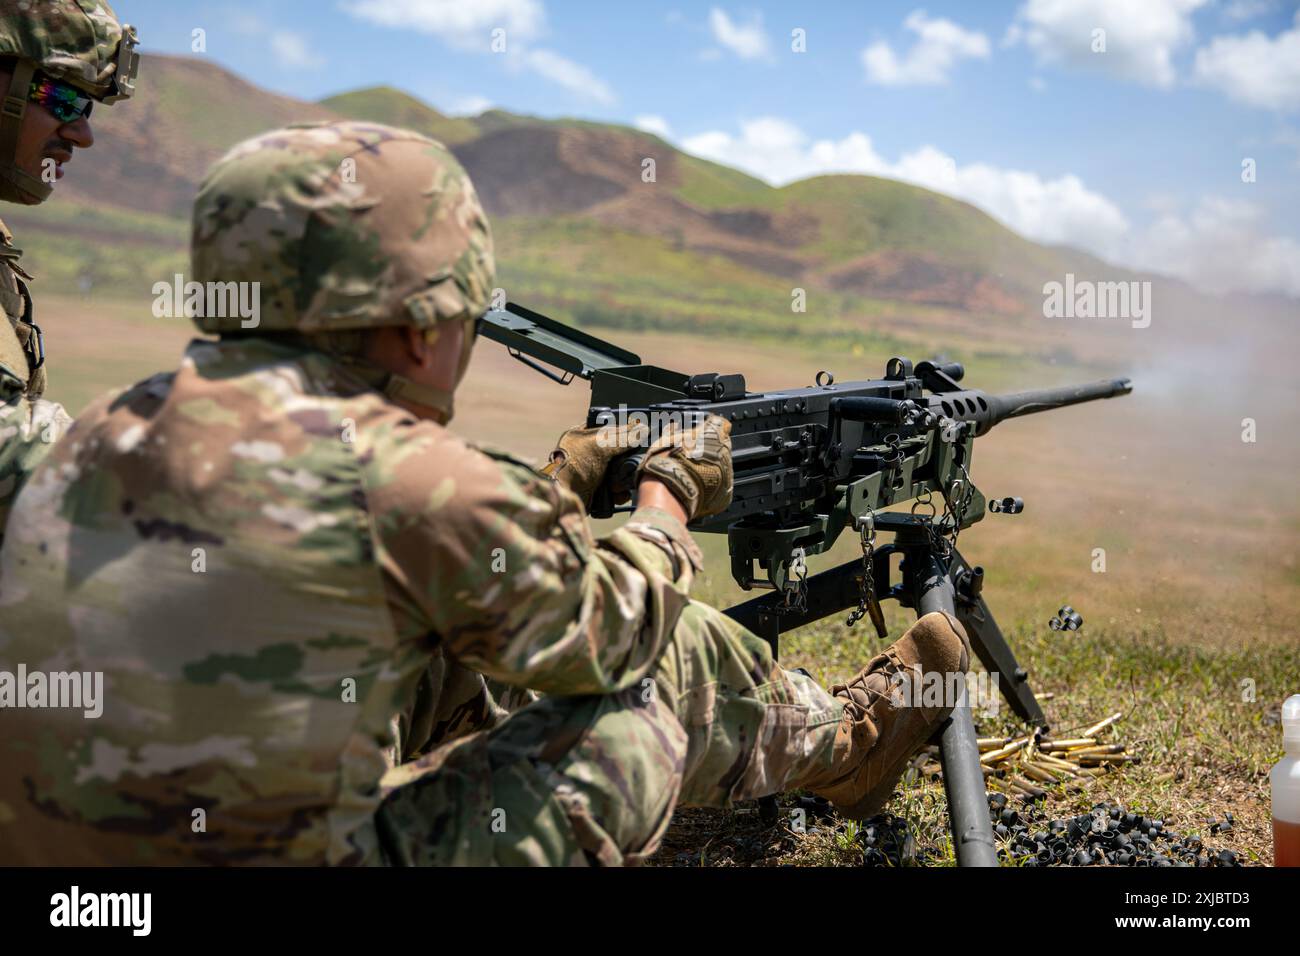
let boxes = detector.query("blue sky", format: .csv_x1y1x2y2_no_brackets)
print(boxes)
118,1,1300,297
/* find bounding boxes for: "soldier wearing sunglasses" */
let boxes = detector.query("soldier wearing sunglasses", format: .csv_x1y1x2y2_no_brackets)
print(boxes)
0,1,139,543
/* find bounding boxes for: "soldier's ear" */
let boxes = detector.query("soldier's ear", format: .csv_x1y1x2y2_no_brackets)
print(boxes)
405,325,433,367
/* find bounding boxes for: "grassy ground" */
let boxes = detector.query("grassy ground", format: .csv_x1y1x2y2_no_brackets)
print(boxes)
34,293,1300,867
652,622,1292,866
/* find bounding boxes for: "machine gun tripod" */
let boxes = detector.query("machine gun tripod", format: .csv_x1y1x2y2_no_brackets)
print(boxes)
725,510,1046,867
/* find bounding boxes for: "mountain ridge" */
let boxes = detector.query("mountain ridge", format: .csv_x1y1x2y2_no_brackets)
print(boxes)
3,52,1267,365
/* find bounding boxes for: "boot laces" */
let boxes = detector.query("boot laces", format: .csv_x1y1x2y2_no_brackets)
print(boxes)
839,649,917,719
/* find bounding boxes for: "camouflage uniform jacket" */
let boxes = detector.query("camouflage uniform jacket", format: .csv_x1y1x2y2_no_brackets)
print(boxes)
0,336,703,865
0,216,71,543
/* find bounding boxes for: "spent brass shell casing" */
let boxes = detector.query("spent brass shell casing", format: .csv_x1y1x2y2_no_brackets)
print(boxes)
1020,764,1060,784
1031,756,1077,776
1068,744,1125,757
1040,738,1097,751
1081,712,1123,738
981,738,1029,764
977,737,1011,750
1035,754,1084,774
1008,775,1046,798
1079,754,1140,764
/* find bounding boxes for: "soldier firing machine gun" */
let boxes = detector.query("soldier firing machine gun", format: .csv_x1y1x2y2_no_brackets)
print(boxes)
481,302,1133,867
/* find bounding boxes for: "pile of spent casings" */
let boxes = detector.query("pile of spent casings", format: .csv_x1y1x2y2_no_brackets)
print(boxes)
992,796,1242,867
912,712,1136,798
844,798,1243,867
872,711,1246,866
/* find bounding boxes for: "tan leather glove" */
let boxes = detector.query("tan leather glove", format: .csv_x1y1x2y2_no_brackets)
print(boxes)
637,414,733,521
542,420,649,508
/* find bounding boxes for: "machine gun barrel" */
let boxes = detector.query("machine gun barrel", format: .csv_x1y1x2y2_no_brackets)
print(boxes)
925,378,1132,436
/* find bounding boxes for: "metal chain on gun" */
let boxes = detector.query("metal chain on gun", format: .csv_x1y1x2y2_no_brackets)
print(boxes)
910,418,976,560
917,494,951,559
846,509,877,628
911,487,937,519
934,418,975,555
782,546,809,615
941,459,976,554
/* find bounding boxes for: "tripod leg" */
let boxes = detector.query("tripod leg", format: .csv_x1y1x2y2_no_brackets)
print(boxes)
918,556,998,867
949,548,1046,728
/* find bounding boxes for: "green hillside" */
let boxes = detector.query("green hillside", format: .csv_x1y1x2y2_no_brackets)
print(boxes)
319,87,480,144
8,55,1172,366
4,200,187,297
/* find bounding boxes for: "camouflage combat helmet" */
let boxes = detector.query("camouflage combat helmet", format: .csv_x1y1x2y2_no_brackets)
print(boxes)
191,120,496,421
0,1,139,203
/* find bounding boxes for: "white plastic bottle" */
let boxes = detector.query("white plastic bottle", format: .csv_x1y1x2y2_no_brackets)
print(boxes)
1274,694,1300,866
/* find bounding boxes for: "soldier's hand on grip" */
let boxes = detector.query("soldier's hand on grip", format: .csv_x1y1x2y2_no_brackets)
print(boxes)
543,420,650,508
637,414,733,521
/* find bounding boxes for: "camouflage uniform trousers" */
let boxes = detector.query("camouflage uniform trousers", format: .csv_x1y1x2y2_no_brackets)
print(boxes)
375,599,845,865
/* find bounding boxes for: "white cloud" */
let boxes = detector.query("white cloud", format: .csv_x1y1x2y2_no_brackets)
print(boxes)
708,8,771,60
446,94,494,116
269,31,324,70
679,116,1300,296
521,49,615,105
901,149,1131,254
683,118,882,184
1008,0,1208,88
1134,197,1300,295
229,15,322,71
634,115,673,138
1223,0,1275,22
340,0,616,105
1193,11,1300,110
862,10,991,86
680,117,1128,254
339,0,544,49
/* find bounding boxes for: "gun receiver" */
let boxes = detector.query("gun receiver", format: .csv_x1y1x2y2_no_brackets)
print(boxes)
482,301,1131,591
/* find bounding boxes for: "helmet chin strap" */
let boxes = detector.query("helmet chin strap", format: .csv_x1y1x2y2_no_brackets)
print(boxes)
379,317,477,425
382,374,456,425
0,60,53,204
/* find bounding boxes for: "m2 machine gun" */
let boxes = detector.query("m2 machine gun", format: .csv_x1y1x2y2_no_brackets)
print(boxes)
481,302,1133,867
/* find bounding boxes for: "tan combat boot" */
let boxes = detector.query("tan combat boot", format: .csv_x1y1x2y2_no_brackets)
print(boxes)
806,611,971,820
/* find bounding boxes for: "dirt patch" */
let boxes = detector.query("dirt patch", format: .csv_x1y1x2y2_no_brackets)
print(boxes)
455,125,678,218
820,250,1025,315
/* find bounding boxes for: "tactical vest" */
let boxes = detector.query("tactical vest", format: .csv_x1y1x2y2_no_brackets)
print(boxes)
0,217,42,400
